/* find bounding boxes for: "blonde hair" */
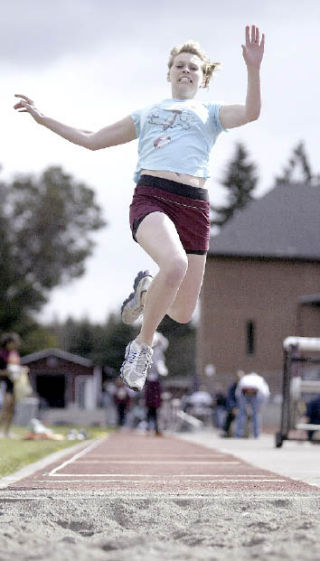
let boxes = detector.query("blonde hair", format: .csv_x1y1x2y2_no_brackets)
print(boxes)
168,41,221,88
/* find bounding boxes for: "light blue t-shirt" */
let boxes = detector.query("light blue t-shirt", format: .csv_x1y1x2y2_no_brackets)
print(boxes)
130,98,225,183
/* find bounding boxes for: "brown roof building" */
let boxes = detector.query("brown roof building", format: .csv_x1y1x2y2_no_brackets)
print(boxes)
21,348,102,409
198,182,320,395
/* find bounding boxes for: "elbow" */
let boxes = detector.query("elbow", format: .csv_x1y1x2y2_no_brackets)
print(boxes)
86,139,108,151
246,107,261,123
84,137,98,151
86,140,103,151
83,134,100,151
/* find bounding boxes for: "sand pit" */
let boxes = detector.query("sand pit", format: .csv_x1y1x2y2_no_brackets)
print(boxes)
0,491,319,561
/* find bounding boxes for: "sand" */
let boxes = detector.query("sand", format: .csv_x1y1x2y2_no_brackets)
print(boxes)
0,490,319,561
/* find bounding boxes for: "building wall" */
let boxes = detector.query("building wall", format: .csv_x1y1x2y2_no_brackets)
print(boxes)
297,305,320,337
24,356,94,405
198,257,320,394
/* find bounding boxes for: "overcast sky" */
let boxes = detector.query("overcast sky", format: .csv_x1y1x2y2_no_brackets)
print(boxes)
2,0,320,323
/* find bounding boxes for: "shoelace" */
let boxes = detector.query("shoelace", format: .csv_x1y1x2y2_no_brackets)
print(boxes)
128,346,153,374
127,350,138,364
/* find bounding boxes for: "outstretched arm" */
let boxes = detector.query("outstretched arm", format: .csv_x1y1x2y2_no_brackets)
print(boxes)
13,94,137,150
219,25,265,129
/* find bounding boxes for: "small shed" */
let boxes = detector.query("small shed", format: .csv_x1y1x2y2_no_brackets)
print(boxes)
21,348,102,410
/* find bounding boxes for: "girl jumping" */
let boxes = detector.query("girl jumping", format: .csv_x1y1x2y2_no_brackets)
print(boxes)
14,25,265,392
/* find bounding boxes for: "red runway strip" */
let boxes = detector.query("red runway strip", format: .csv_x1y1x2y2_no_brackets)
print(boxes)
5,432,320,494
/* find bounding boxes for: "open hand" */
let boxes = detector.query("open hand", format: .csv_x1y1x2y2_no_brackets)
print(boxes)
13,94,44,123
242,25,265,69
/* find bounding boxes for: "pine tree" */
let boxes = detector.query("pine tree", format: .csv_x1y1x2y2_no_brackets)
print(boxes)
211,142,258,228
275,141,318,185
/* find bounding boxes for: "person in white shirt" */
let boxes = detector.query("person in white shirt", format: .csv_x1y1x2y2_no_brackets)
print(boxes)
235,372,270,438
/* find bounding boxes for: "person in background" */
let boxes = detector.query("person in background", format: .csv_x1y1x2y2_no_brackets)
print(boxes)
187,385,213,424
213,385,227,429
113,378,131,428
221,370,244,437
304,394,320,442
0,333,21,437
145,372,163,436
144,331,169,436
102,380,117,426
235,371,270,438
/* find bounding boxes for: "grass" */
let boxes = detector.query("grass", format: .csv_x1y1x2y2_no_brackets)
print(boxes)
0,425,109,478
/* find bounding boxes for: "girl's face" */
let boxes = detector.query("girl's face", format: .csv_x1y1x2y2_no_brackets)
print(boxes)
168,52,204,99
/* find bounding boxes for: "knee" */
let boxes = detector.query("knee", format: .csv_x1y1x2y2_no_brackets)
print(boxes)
162,254,188,287
168,308,193,324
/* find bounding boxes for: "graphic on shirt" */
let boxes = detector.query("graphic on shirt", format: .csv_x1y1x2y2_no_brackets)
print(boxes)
147,108,192,149
154,136,171,148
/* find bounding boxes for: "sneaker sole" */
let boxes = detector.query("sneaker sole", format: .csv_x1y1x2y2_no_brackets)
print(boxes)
121,270,152,324
119,372,140,392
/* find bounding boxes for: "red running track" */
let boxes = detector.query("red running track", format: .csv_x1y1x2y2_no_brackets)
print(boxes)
5,432,320,494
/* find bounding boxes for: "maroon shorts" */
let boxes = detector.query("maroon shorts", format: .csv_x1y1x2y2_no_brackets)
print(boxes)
129,175,210,255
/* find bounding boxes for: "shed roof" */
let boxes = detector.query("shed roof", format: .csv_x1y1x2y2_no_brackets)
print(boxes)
209,183,320,261
21,348,93,368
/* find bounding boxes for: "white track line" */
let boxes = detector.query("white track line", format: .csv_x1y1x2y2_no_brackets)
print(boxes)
82,454,226,459
38,478,288,483
49,473,280,478
48,439,102,476
5,493,317,499
74,460,240,465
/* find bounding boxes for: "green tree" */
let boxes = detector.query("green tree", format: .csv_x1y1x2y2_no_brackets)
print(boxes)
50,312,196,379
0,166,106,332
59,317,98,358
21,325,59,356
275,141,318,185
211,142,258,228
54,314,137,373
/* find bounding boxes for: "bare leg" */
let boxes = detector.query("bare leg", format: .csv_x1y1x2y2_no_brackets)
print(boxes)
135,212,188,346
168,254,207,323
0,394,15,436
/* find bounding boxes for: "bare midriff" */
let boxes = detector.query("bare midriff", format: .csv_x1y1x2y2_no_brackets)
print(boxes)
140,169,207,189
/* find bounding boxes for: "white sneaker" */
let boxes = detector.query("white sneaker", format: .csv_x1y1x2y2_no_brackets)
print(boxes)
120,340,153,392
121,270,152,325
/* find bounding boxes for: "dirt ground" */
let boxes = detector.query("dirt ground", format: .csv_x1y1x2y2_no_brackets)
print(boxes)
0,432,319,560
0,491,319,561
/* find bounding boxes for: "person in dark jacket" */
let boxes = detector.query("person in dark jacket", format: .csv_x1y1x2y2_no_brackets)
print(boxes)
305,395,320,442
221,370,244,437
145,372,162,435
113,379,131,428
144,331,168,435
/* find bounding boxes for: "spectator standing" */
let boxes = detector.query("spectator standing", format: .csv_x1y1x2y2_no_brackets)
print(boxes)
221,370,244,437
102,380,117,426
113,379,131,428
145,373,163,435
305,395,320,442
144,331,169,435
0,333,21,437
235,372,270,438
213,386,227,429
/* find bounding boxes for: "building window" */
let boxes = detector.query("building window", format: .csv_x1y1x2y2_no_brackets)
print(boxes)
246,320,256,355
